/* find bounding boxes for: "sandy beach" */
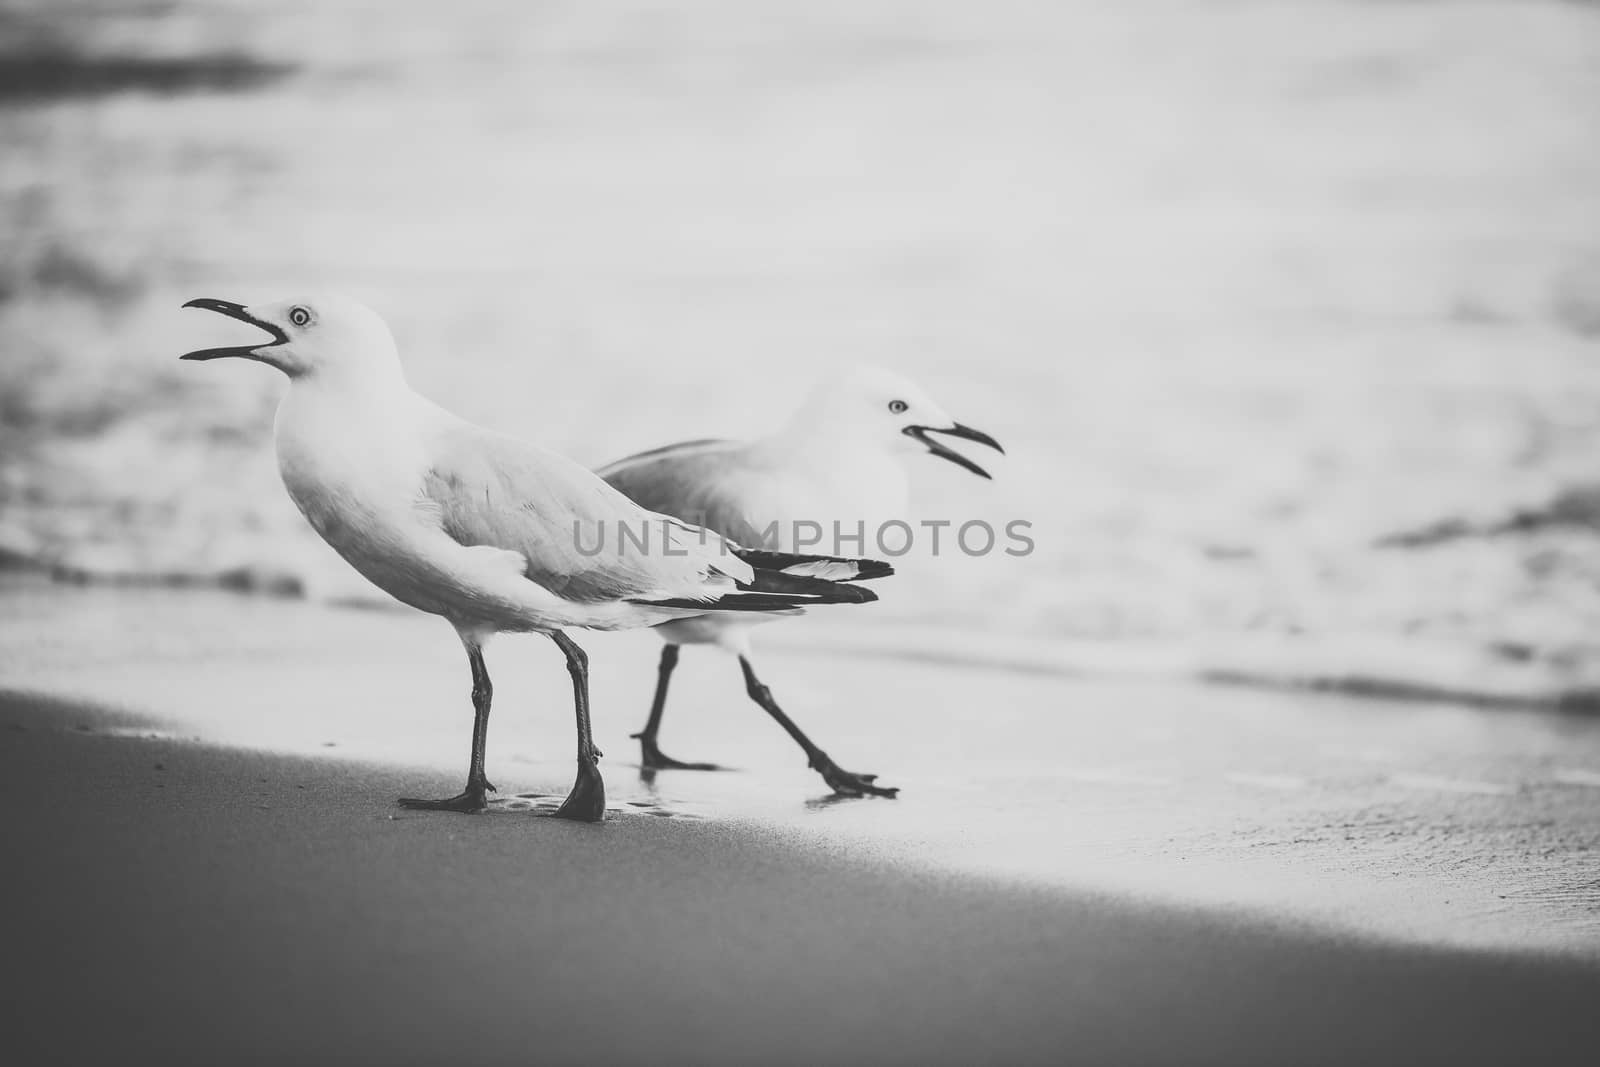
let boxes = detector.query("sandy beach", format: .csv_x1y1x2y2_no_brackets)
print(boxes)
3,578,1599,1063
5,692,1600,1066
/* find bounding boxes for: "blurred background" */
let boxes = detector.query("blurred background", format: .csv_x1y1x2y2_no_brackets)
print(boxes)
2,0,1599,703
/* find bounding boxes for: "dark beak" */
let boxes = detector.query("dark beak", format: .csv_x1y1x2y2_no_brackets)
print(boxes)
180,298,287,361
903,423,1006,480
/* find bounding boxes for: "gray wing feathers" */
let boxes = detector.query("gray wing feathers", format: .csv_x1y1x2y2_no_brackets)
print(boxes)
422,428,742,603
600,441,775,548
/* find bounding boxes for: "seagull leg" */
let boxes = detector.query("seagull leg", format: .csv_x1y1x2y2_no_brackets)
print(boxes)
399,640,495,813
550,632,606,822
738,656,898,799
632,644,722,772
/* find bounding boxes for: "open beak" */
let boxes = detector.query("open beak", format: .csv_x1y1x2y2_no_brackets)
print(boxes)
179,298,287,361
903,423,1006,480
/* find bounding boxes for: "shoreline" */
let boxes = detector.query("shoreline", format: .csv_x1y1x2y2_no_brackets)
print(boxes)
4,577,1600,958
4,690,1599,1065
5,565,1595,715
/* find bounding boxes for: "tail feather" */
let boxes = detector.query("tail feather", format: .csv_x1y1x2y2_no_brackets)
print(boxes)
730,546,894,583
639,591,868,612
734,566,879,601
630,546,891,612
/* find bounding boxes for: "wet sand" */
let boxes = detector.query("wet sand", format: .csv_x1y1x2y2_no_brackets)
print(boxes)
7,579,1600,950
4,690,1600,1067
3,580,1600,1062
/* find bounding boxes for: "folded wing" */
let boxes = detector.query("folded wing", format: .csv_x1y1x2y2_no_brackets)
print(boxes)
422,425,749,606
598,439,782,550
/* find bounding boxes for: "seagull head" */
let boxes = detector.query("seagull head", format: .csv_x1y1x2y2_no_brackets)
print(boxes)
801,366,1005,479
180,294,399,381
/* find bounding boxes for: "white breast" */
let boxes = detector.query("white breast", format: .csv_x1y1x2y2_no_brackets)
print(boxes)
278,389,406,528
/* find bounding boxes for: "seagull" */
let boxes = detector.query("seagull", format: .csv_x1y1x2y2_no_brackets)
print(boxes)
599,366,1003,797
179,294,891,821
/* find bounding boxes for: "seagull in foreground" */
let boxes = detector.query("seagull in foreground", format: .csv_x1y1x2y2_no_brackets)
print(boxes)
179,295,891,821
599,366,1003,797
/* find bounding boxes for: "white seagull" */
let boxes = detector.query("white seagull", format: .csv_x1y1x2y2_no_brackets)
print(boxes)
599,366,1003,797
179,295,891,821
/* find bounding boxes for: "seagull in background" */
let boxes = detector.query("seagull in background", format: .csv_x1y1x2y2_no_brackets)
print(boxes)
600,366,1003,798
179,295,891,821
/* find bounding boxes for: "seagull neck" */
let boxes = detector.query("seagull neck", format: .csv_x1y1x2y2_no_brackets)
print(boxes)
284,361,417,425
295,357,410,398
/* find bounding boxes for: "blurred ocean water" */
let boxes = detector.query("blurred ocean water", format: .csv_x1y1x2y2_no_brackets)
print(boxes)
2,0,1599,700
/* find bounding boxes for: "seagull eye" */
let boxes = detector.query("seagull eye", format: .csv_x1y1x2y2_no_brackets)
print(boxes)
888,399,908,415
289,306,312,328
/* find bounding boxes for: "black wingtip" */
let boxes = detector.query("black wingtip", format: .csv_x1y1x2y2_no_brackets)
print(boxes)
851,559,895,582
632,580,878,612
730,546,895,583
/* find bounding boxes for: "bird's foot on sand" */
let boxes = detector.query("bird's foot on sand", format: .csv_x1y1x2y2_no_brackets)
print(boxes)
550,759,607,822
634,735,721,772
813,757,899,798
397,787,490,813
